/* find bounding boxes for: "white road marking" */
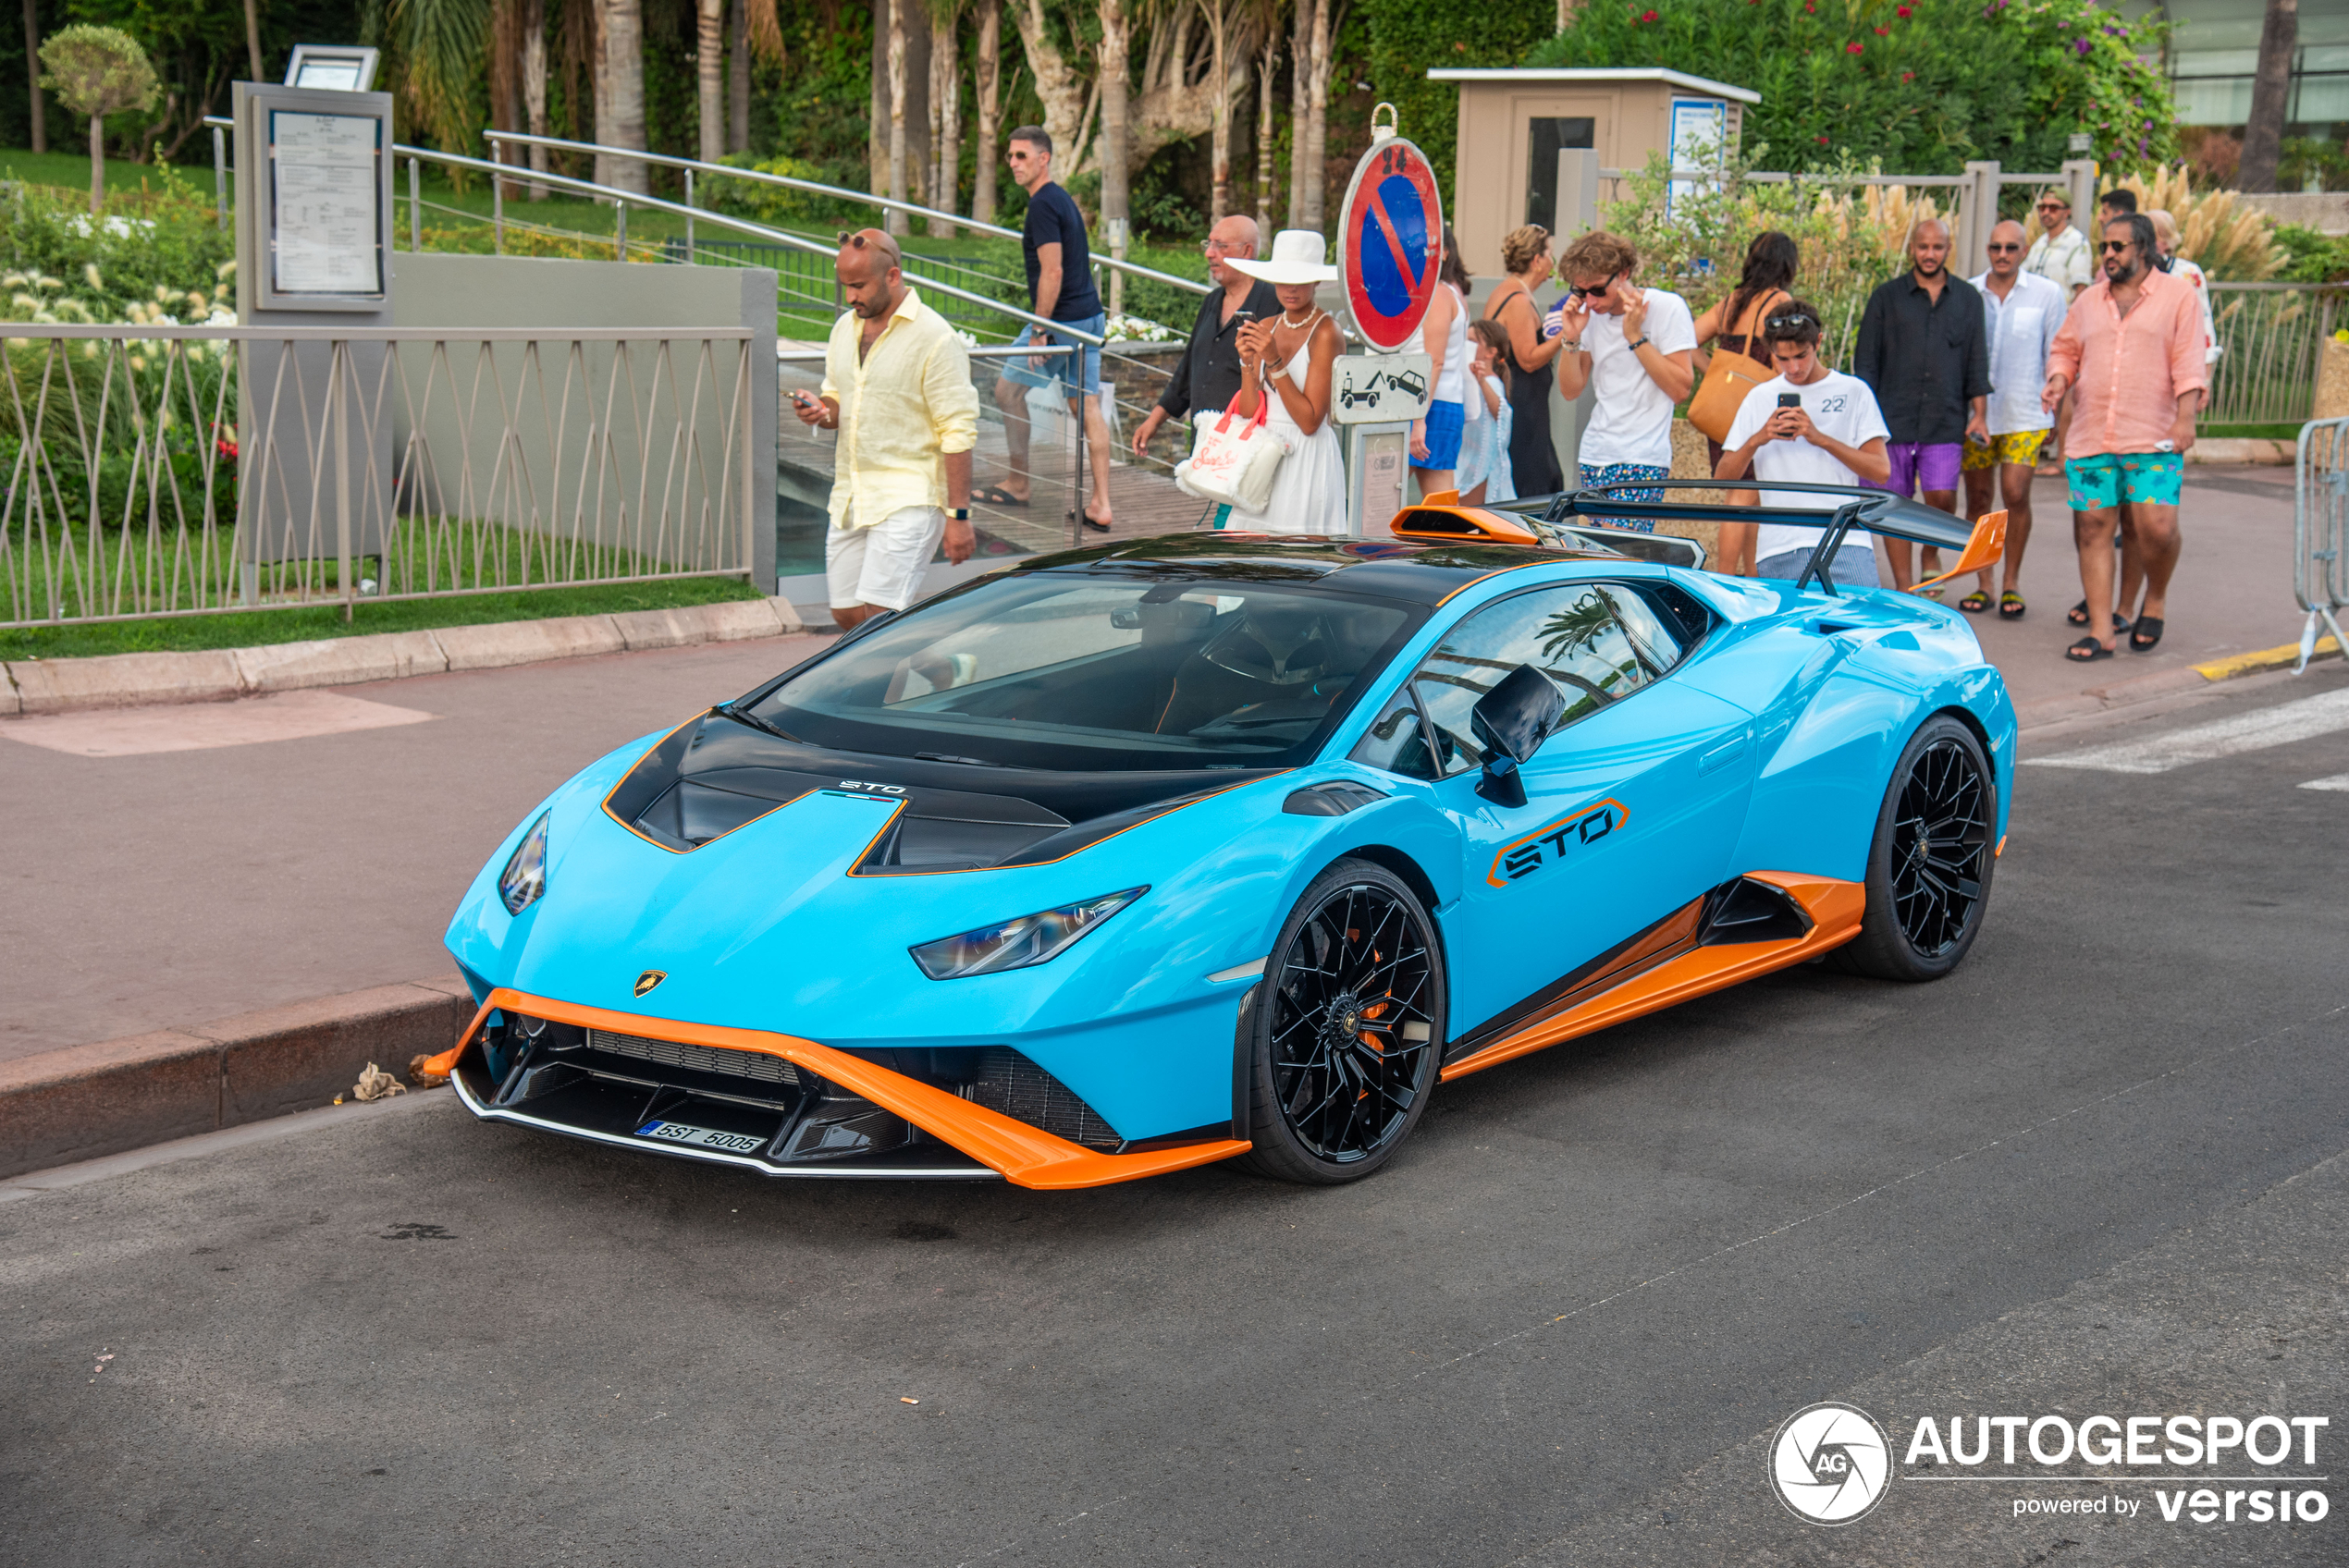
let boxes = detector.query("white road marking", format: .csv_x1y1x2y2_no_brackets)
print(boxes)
2301,773,2349,792
2024,688,2349,775
0,690,434,757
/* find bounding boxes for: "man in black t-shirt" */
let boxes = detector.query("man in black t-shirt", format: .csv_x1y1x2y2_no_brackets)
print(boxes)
976,127,1115,532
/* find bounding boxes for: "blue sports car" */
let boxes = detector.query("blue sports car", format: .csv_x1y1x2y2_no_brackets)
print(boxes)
431,486,2015,1188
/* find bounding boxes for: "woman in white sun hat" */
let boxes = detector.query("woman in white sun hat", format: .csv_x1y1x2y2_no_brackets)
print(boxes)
1224,229,1348,534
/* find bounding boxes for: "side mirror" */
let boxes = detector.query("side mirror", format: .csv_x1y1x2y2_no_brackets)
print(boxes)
1469,664,1565,808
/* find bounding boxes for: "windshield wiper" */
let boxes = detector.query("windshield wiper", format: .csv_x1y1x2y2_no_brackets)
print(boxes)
915,751,1008,767
710,701,797,742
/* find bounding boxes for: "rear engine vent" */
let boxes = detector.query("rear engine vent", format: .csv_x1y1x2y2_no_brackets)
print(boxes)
588,1028,802,1087
964,1047,1122,1150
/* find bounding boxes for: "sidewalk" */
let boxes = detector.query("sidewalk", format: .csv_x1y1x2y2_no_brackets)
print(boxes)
0,466,2318,1069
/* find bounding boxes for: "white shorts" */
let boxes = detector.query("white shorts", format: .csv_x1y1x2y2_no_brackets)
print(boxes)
827,505,944,611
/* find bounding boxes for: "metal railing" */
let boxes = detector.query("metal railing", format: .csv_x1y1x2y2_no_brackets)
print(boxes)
2296,415,2349,672
2,324,759,627
2207,284,2343,427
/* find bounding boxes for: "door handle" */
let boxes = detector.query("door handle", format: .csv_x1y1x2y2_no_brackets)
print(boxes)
1700,735,1749,775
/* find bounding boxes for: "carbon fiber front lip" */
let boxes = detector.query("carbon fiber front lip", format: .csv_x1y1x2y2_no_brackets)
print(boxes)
449,1065,1002,1182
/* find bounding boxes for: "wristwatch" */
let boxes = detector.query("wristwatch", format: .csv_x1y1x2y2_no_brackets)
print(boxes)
947,507,971,521
1560,339,1585,353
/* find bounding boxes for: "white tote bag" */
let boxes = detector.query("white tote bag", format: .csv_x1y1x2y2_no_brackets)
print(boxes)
1174,397,1288,513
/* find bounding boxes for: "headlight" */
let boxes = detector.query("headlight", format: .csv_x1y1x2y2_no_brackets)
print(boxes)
908,888,1146,980
498,814,549,915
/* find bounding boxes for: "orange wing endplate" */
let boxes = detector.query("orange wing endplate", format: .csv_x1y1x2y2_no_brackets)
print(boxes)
1913,509,2008,594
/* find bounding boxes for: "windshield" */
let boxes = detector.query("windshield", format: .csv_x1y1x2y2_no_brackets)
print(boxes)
749,572,1421,771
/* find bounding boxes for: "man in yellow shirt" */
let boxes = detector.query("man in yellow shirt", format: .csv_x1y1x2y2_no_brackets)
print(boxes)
793,229,980,630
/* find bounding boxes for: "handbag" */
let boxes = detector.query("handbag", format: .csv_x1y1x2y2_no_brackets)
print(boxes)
1686,293,1784,445
1174,386,1289,512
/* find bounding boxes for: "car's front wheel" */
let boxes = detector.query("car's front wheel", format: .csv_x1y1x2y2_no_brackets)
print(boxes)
1238,858,1445,1184
1833,713,1997,981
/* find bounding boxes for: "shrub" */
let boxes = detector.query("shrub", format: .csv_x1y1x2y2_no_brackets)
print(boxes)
2115,165,2284,282
1524,0,2179,177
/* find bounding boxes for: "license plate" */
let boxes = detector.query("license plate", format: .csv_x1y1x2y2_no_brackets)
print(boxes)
635,1120,766,1154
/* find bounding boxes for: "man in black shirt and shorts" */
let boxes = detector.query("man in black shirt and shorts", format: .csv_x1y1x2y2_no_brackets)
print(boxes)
978,126,1114,532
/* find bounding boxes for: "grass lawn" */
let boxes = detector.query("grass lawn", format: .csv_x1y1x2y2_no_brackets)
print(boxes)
0,148,203,205
0,573,764,662
2201,423,2313,440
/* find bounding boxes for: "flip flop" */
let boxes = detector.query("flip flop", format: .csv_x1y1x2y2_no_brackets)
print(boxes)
2067,599,2089,626
1998,591,2026,619
1076,507,1113,533
2129,615,2164,652
2065,636,2114,663
1958,590,1992,614
971,484,1028,507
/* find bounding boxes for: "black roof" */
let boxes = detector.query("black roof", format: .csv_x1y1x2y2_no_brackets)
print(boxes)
1011,532,1617,606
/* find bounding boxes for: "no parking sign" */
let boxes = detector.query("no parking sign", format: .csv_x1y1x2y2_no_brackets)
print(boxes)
1336,117,1445,354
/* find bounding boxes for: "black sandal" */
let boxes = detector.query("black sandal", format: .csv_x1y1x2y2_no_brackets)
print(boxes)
971,484,1029,507
2068,599,2088,626
1958,590,1992,613
1998,592,2026,619
2129,615,2164,652
2065,636,2114,663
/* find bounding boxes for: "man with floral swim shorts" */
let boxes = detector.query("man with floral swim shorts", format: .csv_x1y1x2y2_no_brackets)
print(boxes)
2042,213,2207,662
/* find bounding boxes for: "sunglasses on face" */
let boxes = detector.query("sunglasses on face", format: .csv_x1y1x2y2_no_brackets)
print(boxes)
1986,242,2023,252
1568,275,1618,300
2101,240,2134,253
2036,202,2067,212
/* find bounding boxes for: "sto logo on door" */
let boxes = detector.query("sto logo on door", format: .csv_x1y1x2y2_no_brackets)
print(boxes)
1487,800,1630,888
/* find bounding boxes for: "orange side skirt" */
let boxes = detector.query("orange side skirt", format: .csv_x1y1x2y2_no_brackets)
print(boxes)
424,989,1251,1191
1438,872,1866,1082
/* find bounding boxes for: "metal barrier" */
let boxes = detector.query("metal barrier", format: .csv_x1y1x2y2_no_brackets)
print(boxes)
2295,415,2349,673
1,325,759,627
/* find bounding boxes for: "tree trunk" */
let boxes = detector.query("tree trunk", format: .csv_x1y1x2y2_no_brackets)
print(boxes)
1010,0,1089,177
243,0,263,81
695,0,725,164
1203,0,1231,220
2239,0,2299,192
595,0,651,194
21,0,43,153
728,0,750,153
933,4,962,233
1099,0,1130,239
1299,0,1334,229
524,0,550,197
973,0,1000,226
490,0,520,198
928,7,944,220
1286,0,1310,226
1255,30,1278,235
887,0,911,234
870,0,889,194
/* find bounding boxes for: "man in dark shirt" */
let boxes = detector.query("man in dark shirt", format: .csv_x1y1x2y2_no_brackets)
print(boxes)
978,126,1115,531
1130,215,1280,474
1854,218,1990,590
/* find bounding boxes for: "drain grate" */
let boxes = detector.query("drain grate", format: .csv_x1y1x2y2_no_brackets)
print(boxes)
587,1028,801,1087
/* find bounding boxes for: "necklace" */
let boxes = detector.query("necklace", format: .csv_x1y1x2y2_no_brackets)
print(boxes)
1281,307,1318,329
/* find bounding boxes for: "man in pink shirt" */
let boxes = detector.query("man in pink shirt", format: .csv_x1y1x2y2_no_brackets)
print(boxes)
2042,214,2208,661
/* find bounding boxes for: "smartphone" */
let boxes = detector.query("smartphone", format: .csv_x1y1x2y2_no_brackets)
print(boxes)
790,389,818,410
1777,393,1802,409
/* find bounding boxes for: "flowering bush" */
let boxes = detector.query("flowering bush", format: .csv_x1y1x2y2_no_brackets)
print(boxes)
1526,0,2180,175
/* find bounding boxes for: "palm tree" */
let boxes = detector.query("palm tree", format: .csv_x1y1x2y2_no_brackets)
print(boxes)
595,0,649,195
971,0,1000,225
388,0,490,161
2239,0,2299,192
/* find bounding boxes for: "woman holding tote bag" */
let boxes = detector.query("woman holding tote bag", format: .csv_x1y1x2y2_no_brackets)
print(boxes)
1224,230,1348,535
1689,230,1800,575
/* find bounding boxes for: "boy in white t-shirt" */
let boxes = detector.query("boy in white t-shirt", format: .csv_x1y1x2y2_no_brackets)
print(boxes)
1551,229,1697,530
1715,299,1893,588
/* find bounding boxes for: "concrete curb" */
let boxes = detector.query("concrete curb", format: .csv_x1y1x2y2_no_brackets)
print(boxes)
0,595,806,717
0,977,477,1181
2194,634,2343,682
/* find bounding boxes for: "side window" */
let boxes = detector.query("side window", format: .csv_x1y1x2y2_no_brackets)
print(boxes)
1601,583,1699,677
1408,583,1657,777
1348,691,1441,780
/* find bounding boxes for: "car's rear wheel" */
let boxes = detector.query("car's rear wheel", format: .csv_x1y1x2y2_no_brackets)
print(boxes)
1238,858,1445,1184
1832,714,1997,981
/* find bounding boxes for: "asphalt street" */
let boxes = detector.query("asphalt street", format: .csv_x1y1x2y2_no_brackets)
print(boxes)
4,666,2347,1567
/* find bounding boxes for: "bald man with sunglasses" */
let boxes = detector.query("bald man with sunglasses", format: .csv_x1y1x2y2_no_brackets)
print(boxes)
1960,218,2064,619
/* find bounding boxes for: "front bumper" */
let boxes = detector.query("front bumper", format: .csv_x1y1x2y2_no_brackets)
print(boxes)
434,988,1251,1190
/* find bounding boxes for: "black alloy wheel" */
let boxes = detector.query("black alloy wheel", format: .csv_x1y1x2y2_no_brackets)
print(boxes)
1239,858,1445,1183
1834,714,1997,981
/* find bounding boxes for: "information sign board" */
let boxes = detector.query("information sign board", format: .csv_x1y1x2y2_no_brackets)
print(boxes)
269,109,385,299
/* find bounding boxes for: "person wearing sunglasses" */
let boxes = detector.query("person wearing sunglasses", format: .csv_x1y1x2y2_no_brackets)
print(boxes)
1956,218,2064,620
2023,190,2093,300
1549,229,1697,528
2041,213,2208,661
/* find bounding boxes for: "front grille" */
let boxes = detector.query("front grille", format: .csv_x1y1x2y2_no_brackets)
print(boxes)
964,1047,1121,1150
587,1028,801,1087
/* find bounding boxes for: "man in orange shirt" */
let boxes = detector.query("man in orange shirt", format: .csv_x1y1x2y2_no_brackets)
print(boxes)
2041,214,2208,662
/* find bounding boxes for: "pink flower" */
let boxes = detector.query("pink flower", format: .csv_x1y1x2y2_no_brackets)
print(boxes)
1875,23,1889,33
1816,134,1831,143
1900,69,1915,81
1846,39,1864,52
1896,4,1912,14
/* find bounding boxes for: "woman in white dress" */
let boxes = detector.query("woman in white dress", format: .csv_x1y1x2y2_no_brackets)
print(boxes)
1224,230,1347,535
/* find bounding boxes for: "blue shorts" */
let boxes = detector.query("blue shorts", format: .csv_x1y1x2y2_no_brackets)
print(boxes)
2066,450,2183,510
1414,398,1465,471
999,312,1105,398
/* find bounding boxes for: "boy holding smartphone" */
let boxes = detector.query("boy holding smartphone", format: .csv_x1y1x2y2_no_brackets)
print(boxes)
1714,300,1894,589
